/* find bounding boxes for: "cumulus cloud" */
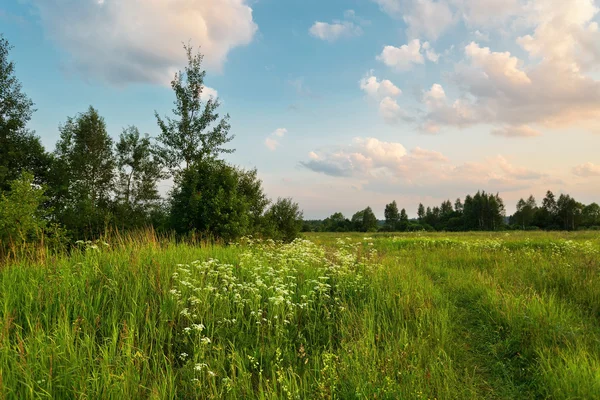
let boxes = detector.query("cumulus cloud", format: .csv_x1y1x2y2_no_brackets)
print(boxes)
572,162,600,177
301,137,544,192
465,42,531,85
377,39,439,71
420,83,479,132
358,72,412,124
265,128,288,151
359,72,402,99
30,0,258,85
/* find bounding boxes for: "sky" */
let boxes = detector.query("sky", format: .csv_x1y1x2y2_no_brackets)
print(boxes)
2,0,600,219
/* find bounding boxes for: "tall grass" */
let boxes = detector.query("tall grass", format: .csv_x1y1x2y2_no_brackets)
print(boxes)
1,231,599,399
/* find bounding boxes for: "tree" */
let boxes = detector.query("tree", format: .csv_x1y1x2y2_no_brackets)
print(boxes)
264,198,303,242
384,200,400,231
556,194,582,230
417,203,425,222
322,212,351,232
0,172,48,247
399,208,409,231
582,203,600,227
454,198,463,214
155,44,233,176
169,159,269,241
114,126,165,228
52,107,115,237
440,200,453,216
537,190,559,229
0,35,50,191
352,207,378,232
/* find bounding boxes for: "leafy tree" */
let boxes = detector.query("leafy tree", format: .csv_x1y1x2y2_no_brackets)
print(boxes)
417,203,425,222
170,160,268,241
399,208,409,231
384,200,400,231
113,126,165,228
0,35,50,191
454,198,463,214
155,44,233,175
514,195,536,229
463,191,505,230
0,172,47,246
52,107,115,237
582,203,600,227
264,197,303,242
352,207,378,232
322,212,351,232
535,190,560,229
556,194,582,230
440,200,453,216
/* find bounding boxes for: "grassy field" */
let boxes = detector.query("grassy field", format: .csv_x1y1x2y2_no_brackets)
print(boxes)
1,231,599,399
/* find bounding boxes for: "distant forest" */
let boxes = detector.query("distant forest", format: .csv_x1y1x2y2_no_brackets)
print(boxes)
303,191,600,233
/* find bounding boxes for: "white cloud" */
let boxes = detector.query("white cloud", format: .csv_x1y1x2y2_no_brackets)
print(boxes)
377,39,439,71
31,0,257,85
373,0,455,40
573,162,600,177
301,137,545,192
359,72,402,99
491,125,542,137
421,41,440,62
265,138,279,151
273,128,287,137
265,128,288,151
200,86,218,102
420,83,479,132
379,97,413,124
309,21,363,42
358,72,410,124
454,0,521,27
465,42,531,86
404,0,455,40
517,0,599,68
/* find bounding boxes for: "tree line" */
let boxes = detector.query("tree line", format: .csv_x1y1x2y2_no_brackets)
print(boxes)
0,36,303,252
303,190,600,233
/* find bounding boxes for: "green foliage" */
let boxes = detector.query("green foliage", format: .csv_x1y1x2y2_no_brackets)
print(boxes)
0,172,47,245
322,212,351,232
351,206,378,232
170,160,269,242
155,44,233,175
383,200,400,230
114,126,165,229
0,35,50,191
51,106,115,238
264,197,303,242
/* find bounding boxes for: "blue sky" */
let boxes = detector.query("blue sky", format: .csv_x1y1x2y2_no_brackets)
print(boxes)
2,0,600,218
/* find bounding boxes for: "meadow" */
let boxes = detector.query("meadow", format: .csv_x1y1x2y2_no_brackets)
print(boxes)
0,231,599,399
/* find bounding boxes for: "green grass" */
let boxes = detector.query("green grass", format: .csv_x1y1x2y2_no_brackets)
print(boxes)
1,231,599,399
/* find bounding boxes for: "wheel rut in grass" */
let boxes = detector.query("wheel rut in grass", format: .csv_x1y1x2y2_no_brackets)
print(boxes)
421,262,539,400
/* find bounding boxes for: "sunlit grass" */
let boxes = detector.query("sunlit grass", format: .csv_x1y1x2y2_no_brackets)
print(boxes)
1,231,599,399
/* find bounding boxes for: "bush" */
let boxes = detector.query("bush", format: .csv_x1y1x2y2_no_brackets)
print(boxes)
0,172,48,245
264,197,303,242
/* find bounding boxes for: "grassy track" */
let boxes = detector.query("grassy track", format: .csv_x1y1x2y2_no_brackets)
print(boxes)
1,231,599,399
